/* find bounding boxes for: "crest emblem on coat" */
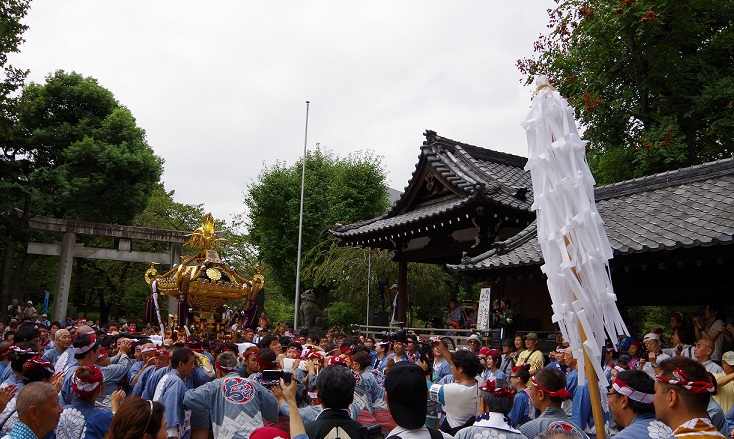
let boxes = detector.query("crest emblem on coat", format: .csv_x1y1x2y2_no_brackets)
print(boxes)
222,377,255,403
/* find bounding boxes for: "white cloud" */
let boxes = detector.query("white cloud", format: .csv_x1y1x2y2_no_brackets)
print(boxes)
12,0,556,224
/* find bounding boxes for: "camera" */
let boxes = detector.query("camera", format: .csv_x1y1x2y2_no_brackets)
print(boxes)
261,370,293,386
381,329,406,343
359,424,384,439
492,306,503,314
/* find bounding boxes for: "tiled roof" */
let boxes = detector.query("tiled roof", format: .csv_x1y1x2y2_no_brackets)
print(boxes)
332,131,532,239
331,196,477,239
450,157,734,271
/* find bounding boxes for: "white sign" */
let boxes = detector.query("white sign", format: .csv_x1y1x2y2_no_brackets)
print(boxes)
477,287,492,331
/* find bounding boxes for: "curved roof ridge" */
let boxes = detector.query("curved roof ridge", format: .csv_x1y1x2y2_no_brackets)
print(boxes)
595,155,734,201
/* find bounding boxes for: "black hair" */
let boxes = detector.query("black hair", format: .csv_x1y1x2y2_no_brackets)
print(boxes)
259,335,279,349
73,333,99,359
14,322,39,343
257,348,277,363
309,334,321,344
514,364,530,383
8,342,37,372
279,336,292,346
170,347,194,369
657,356,711,414
615,370,655,414
535,367,567,404
351,345,370,356
451,350,481,378
286,341,302,351
353,351,371,369
317,365,356,409
299,328,310,337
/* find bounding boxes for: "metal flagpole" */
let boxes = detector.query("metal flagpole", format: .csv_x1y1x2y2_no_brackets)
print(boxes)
293,101,310,329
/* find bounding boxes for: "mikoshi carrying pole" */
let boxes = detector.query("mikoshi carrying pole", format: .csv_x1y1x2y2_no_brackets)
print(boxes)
293,101,310,329
522,76,629,439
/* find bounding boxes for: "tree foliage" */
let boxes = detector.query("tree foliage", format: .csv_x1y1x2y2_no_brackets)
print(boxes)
518,0,734,184
304,243,468,329
244,148,389,300
1,70,164,317
0,0,30,138
10,70,163,223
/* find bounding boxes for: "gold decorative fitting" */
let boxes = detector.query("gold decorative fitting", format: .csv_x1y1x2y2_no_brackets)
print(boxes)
145,213,265,318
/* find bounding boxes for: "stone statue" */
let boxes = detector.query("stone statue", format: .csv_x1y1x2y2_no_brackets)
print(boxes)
299,289,325,329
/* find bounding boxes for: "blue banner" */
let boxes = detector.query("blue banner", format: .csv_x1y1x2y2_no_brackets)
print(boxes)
43,290,49,315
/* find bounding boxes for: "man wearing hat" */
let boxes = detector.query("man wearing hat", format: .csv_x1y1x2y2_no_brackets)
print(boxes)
653,356,722,438
640,332,670,378
516,332,544,376
500,339,516,377
466,334,482,354
22,301,36,321
713,351,734,414
608,370,671,439
385,361,452,439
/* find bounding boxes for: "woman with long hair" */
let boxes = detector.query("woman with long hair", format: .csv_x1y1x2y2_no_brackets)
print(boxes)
105,396,166,439
56,366,124,439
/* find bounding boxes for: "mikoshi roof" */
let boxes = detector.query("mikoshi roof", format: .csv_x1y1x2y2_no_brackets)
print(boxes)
331,130,534,242
449,156,734,271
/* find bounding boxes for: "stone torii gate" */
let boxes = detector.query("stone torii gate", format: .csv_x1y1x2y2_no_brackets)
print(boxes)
23,212,187,322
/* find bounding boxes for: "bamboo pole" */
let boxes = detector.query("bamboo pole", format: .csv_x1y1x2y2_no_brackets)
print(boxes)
580,324,606,439
568,236,606,439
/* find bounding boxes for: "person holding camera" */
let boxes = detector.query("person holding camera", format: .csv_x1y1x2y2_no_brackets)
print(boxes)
495,297,516,344
638,332,671,378
183,350,278,439
424,336,483,435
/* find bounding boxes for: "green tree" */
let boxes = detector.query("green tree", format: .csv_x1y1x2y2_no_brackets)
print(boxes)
305,244,461,328
0,0,30,138
517,0,734,184
244,148,389,300
1,70,163,317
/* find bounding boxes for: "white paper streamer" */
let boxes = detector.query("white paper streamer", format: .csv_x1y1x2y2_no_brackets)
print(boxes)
521,76,629,387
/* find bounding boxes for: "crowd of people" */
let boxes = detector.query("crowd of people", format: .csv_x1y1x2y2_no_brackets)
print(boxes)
0,303,732,439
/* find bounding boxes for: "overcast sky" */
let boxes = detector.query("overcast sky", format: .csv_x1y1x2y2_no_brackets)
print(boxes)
11,1,556,226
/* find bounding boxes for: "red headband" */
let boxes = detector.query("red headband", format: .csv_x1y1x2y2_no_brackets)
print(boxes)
655,368,714,394
479,378,516,399
612,376,655,403
340,345,354,354
329,356,348,366
215,361,237,373
255,357,278,368
72,366,104,398
73,334,97,355
23,357,54,376
531,376,571,399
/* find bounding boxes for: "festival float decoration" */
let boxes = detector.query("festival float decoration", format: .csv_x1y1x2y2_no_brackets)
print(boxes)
144,213,264,335
522,76,629,439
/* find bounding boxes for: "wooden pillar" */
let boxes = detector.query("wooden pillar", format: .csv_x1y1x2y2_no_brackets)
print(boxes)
398,259,408,323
